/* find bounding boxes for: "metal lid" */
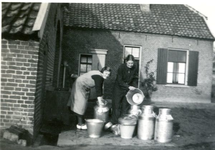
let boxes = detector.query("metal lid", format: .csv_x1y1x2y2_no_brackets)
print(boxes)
159,108,171,115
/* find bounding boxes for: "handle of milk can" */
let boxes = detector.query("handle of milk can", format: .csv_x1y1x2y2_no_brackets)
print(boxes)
138,109,142,116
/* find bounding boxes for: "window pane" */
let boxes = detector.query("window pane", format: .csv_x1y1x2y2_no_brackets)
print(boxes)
132,48,140,58
167,62,174,72
88,57,92,63
177,51,186,62
178,74,185,84
168,50,186,62
167,73,173,83
81,56,87,63
125,47,132,57
168,51,178,62
80,64,86,72
178,63,185,73
87,64,92,72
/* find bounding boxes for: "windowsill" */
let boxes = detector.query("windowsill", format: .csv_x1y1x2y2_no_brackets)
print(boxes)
165,84,189,88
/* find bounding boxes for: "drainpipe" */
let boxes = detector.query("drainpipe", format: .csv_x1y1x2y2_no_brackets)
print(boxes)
62,61,68,88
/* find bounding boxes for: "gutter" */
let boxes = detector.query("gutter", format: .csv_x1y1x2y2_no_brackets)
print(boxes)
32,3,51,39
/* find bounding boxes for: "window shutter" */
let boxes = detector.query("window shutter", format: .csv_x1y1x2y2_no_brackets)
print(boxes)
157,48,168,84
188,51,199,86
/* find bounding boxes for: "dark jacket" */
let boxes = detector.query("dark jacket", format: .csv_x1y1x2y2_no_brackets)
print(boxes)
115,64,138,91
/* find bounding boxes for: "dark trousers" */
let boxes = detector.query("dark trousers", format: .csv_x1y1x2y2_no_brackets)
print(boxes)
68,107,85,124
111,87,130,124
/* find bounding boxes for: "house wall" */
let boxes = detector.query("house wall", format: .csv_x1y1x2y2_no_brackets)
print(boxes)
212,51,215,101
1,39,39,131
62,28,123,97
62,28,213,103
1,4,64,140
33,4,63,139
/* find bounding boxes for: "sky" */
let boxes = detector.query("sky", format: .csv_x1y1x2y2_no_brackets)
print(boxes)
189,4,215,38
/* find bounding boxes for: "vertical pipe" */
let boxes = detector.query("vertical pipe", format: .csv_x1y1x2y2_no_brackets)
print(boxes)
62,61,68,88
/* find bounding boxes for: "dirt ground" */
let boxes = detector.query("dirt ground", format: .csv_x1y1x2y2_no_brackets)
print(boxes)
1,104,215,150
170,107,215,149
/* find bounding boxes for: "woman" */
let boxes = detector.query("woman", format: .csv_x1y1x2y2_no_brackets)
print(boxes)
67,66,112,130
106,55,138,130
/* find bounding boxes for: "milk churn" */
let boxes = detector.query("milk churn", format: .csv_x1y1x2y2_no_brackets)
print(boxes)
154,108,174,143
129,105,142,119
94,101,109,123
137,105,156,140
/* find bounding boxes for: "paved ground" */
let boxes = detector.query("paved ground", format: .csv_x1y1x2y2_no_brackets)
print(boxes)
1,101,215,150
57,101,215,147
57,129,176,147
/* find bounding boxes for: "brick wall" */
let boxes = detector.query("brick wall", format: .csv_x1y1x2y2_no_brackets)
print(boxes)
212,51,215,100
33,4,63,139
1,4,63,140
1,39,39,131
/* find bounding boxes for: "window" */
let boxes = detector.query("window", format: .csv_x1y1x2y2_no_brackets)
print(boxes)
167,50,186,84
157,48,199,86
124,46,141,70
79,54,92,75
124,46,140,60
124,46,141,87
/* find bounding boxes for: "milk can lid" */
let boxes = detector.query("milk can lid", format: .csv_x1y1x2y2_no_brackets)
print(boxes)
118,115,137,125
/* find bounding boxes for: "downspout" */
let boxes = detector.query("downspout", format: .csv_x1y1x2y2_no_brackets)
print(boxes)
62,61,68,88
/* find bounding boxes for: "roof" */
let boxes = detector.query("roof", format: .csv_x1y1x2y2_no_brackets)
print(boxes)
2,3,41,35
63,3,215,40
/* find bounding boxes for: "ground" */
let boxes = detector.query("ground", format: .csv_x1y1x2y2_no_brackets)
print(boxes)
1,102,215,150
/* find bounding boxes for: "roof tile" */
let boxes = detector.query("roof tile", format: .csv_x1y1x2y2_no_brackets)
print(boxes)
2,2,41,35
63,3,214,40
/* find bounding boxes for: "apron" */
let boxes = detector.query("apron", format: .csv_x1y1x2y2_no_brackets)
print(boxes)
67,70,102,115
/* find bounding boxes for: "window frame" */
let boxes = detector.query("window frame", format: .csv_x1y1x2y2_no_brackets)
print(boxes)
78,54,93,76
123,45,142,88
166,49,189,85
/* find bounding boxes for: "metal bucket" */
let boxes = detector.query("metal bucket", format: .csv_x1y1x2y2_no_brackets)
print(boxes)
137,105,155,140
120,124,136,139
126,88,144,105
154,108,174,143
85,119,104,138
119,116,137,139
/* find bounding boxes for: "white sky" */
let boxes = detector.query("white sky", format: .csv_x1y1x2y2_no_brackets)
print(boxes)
188,4,215,37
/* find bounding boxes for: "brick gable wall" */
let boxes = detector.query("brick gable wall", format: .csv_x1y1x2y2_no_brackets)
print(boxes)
33,4,63,139
212,51,215,101
1,39,39,131
1,4,63,140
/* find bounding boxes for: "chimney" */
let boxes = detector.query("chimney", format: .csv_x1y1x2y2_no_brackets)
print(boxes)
140,4,150,13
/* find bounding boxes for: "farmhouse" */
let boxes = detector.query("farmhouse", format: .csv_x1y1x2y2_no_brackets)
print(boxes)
1,3,214,141
62,4,215,103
